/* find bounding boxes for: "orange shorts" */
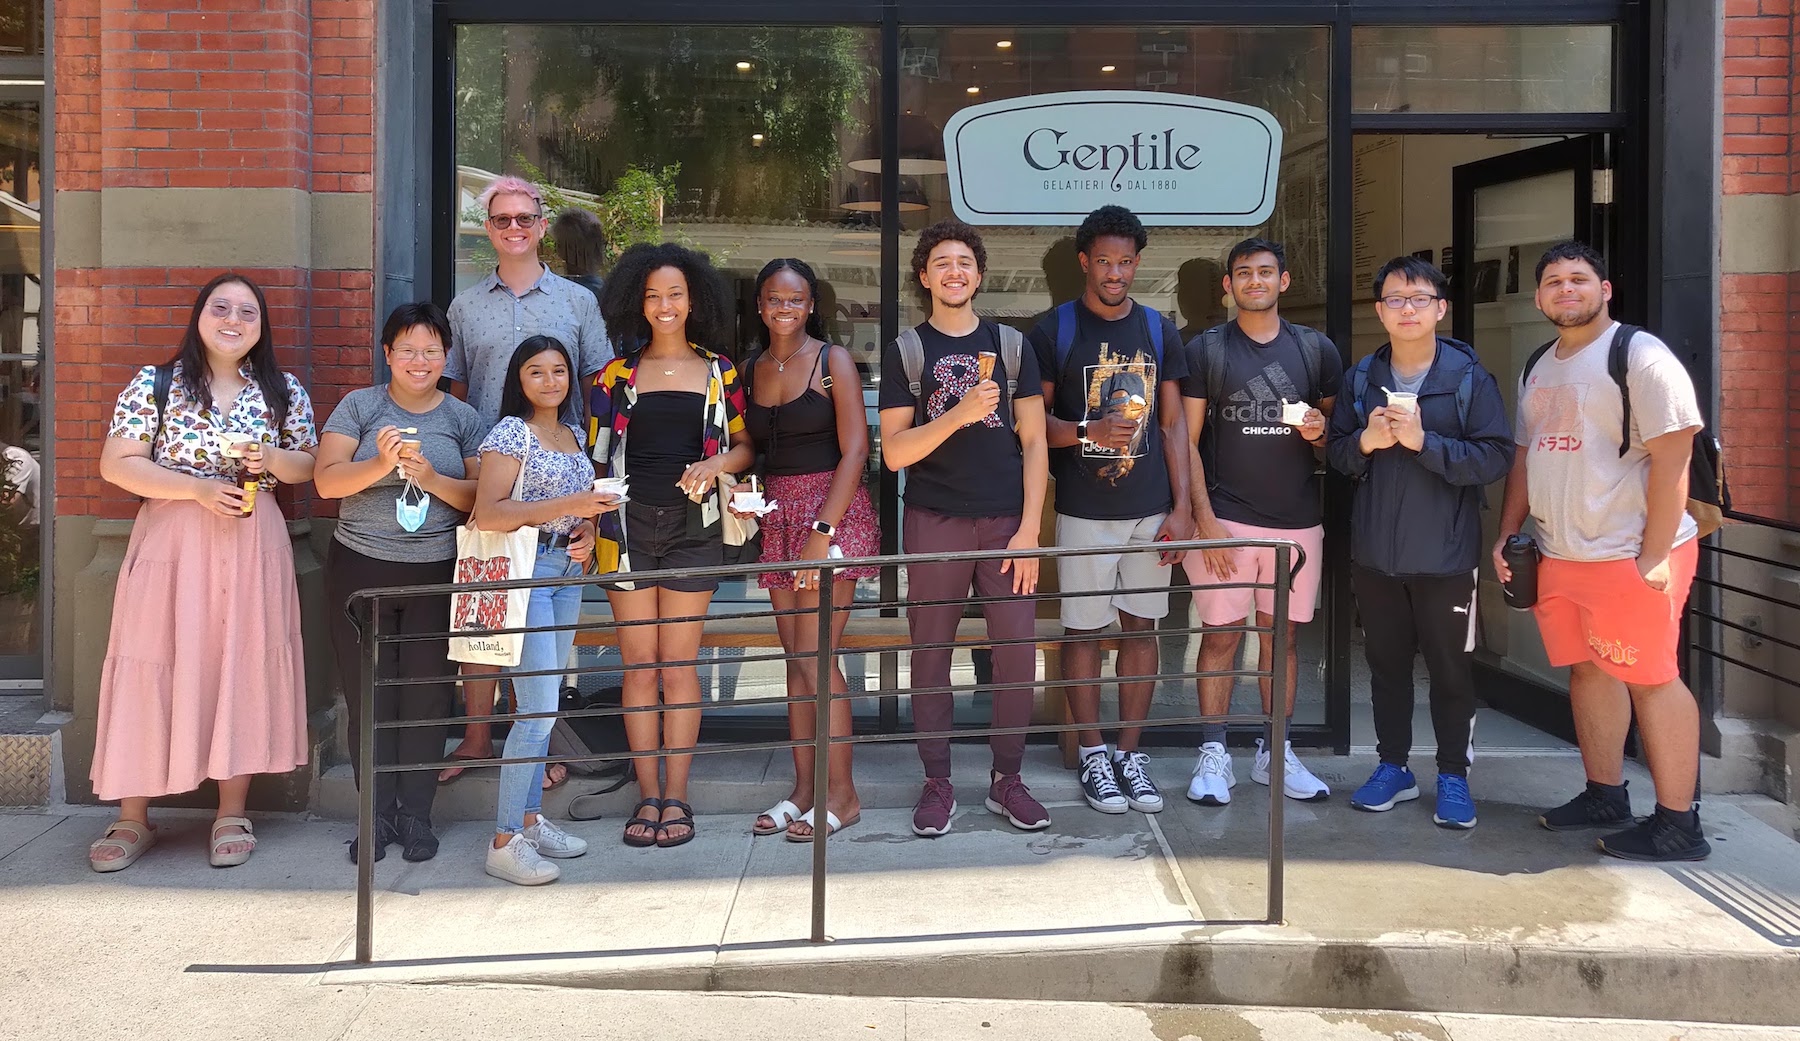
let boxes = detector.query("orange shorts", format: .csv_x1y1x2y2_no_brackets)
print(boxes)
1530,538,1698,686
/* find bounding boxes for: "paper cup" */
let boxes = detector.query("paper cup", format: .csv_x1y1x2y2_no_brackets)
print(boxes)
977,351,997,382
1280,400,1310,426
217,432,259,458
1385,391,1419,415
732,491,767,513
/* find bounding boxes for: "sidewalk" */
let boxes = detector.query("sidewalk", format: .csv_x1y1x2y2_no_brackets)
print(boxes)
6,747,1799,1031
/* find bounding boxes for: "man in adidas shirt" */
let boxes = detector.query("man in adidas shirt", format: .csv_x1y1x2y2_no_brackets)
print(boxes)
1181,237,1342,807
880,219,1051,839
1028,205,1192,817
1327,256,1513,830
1494,240,1709,862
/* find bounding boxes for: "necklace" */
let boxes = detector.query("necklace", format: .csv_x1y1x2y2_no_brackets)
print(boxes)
772,337,813,372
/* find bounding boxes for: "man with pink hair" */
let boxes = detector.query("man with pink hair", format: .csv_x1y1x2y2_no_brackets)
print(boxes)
439,174,612,783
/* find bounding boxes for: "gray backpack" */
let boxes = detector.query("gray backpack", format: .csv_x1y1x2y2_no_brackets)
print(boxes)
895,321,1026,427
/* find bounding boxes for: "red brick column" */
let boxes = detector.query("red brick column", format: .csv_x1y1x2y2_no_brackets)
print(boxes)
1719,0,1800,522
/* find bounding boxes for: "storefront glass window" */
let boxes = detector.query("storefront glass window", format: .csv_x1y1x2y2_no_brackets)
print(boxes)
0,1,43,60
0,93,39,666
1352,25,1614,114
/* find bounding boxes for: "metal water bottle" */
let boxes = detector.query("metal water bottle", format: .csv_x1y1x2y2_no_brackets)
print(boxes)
1501,534,1541,609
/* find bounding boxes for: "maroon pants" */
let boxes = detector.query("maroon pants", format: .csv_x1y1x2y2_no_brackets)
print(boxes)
903,506,1037,778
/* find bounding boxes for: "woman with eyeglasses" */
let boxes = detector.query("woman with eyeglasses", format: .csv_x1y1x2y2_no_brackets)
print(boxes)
736,258,877,841
592,243,753,849
91,273,318,872
477,335,620,885
314,302,488,864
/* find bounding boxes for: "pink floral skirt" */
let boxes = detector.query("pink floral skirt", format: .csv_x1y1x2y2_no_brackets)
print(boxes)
757,472,881,590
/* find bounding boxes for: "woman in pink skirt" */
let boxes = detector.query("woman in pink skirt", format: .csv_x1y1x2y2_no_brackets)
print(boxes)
735,258,878,841
89,273,318,871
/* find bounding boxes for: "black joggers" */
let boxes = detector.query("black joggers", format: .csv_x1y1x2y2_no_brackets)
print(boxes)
1351,564,1479,777
325,540,456,824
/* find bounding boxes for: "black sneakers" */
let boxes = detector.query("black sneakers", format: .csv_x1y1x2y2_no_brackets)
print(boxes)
1597,807,1711,862
1539,781,1634,832
348,813,399,864
395,813,440,862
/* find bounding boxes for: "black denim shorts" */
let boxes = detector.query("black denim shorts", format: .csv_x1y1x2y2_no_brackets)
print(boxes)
622,499,723,592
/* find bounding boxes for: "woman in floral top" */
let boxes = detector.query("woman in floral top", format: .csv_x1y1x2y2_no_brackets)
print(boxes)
475,335,621,886
90,273,318,872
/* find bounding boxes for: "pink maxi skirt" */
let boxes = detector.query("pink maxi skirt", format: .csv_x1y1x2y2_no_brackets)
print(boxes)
90,496,309,801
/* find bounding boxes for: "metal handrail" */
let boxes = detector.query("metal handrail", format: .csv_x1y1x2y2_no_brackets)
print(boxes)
345,536,1302,963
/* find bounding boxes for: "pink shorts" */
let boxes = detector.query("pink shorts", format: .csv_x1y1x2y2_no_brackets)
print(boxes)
1184,518,1324,625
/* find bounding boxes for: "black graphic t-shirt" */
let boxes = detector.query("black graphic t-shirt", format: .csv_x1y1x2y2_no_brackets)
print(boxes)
1028,299,1187,520
879,319,1043,518
1181,321,1343,529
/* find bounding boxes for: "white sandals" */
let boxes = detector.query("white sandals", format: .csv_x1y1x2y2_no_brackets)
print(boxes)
209,816,257,868
753,800,803,836
88,820,156,873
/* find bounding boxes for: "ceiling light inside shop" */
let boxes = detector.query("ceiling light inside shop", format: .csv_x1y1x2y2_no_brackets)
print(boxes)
1101,65,1116,73
996,40,1012,49
736,61,752,71
966,85,980,94
751,133,764,144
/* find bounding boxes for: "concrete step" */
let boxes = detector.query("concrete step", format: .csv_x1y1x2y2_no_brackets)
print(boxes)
286,749,1800,1025
0,699,61,807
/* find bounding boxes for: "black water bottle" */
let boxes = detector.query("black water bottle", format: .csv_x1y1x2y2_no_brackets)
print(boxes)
1501,534,1541,609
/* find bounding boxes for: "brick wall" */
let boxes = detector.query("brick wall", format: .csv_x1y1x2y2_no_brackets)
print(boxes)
52,0,376,522
1720,0,1800,523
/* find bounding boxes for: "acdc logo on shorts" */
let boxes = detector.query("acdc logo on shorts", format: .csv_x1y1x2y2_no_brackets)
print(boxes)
1587,634,1640,667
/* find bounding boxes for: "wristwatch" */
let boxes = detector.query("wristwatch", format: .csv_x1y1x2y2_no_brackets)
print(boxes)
812,519,838,538
1076,419,1094,445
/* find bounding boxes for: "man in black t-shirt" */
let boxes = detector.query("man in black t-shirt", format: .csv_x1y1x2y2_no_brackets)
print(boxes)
880,219,1051,838
1028,206,1192,817
1181,237,1343,808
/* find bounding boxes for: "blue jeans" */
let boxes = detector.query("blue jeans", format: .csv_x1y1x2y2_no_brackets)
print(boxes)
495,547,584,834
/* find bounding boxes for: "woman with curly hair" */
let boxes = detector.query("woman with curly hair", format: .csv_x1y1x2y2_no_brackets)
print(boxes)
736,258,876,841
91,273,318,871
590,243,753,848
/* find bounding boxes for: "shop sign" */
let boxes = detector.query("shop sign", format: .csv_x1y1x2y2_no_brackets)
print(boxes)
941,90,1283,226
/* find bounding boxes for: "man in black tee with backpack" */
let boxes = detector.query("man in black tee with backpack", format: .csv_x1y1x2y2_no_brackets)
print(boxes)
1028,205,1192,816
1181,237,1342,806
1327,256,1513,829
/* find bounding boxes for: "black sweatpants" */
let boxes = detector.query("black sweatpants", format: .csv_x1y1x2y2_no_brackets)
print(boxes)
326,540,456,823
1351,564,1479,777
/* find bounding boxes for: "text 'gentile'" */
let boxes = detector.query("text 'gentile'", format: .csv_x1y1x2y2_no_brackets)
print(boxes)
1022,128,1203,189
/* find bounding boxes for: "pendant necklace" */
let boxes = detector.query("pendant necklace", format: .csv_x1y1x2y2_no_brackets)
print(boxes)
773,337,813,372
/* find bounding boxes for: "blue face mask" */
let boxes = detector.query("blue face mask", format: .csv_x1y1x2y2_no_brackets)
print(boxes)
396,479,431,533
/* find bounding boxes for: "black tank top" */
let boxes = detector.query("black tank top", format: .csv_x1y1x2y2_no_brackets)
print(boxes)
744,344,843,477
625,390,705,507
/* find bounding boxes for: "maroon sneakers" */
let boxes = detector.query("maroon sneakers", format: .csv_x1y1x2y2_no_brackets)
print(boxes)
985,772,1051,830
911,777,958,837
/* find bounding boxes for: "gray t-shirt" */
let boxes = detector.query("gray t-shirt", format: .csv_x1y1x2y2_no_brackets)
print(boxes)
322,387,490,562
1391,363,1428,397
445,264,612,424
1515,323,1702,561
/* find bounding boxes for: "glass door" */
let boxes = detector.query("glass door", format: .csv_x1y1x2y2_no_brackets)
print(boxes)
1451,135,1604,741
0,94,40,682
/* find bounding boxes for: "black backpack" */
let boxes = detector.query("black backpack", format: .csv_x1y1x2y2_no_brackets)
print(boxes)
1194,319,1331,489
1522,323,1729,537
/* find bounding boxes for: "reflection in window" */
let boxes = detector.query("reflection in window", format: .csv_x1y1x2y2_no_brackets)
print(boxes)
0,1,42,59
1352,25,1613,114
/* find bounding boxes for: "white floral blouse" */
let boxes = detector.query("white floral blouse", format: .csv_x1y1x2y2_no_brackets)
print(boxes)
108,362,318,488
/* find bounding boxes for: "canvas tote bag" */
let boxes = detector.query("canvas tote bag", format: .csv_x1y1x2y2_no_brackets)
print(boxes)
448,433,540,667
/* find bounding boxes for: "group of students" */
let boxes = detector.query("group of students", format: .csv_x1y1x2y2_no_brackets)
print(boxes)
82,177,1712,881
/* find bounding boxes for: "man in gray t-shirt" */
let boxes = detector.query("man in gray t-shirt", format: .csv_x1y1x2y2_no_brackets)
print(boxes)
1494,240,1709,864
445,177,612,423
321,387,488,562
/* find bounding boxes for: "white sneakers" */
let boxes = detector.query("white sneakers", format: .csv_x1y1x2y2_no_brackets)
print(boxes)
1251,739,1332,802
1188,740,1330,805
526,817,589,859
485,832,560,886
486,818,590,887
1186,742,1236,805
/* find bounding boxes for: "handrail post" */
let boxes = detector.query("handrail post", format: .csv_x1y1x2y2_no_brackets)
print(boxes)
810,564,836,943
1266,543,1289,926
355,596,379,964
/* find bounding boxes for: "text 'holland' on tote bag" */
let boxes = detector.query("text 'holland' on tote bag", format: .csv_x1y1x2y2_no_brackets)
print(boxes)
447,436,539,668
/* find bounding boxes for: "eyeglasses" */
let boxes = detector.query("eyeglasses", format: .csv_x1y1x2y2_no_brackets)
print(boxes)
487,212,541,230
390,348,446,363
1380,294,1442,311
206,301,261,323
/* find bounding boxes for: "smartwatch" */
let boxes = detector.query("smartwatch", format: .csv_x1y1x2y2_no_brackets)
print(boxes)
812,519,838,538
1076,419,1094,445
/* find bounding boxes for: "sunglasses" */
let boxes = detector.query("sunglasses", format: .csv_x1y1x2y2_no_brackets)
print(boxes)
487,212,542,230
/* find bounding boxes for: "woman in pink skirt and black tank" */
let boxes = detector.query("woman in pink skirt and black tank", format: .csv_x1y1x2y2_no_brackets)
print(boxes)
736,258,879,841
89,273,318,872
